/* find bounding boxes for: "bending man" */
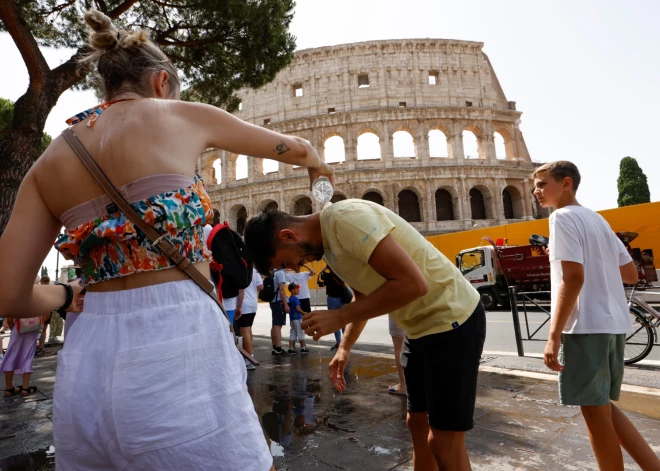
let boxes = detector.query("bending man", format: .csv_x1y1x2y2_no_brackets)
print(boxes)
245,199,485,471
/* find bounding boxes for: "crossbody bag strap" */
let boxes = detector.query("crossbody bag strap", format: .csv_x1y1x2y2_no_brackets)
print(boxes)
61,129,231,326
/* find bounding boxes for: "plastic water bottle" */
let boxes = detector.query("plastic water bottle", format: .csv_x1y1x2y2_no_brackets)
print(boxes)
312,177,334,204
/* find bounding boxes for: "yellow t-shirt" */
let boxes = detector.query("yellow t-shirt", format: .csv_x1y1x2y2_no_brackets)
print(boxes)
320,199,480,339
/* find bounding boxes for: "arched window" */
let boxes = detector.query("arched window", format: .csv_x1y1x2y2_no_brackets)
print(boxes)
435,189,454,221
494,132,506,160
428,130,449,158
263,158,278,175
463,131,479,159
293,197,313,216
362,191,384,206
393,130,415,158
330,194,347,203
398,190,421,222
236,155,248,180
229,204,248,235
212,158,222,184
357,132,381,160
324,135,346,163
503,186,523,219
258,200,279,212
470,188,486,220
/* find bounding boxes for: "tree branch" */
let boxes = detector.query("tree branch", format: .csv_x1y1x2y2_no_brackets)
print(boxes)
152,0,205,8
107,0,139,19
50,48,90,95
0,0,50,88
39,0,77,16
94,0,108,13
160,35,229,48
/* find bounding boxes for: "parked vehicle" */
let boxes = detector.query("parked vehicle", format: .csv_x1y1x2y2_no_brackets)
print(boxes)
456,235,550,310
616,231,657,288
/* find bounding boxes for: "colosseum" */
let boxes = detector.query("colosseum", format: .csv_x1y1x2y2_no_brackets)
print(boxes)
198,39,546,235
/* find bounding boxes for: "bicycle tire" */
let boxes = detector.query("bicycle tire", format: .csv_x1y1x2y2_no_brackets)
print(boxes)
624,307,654,365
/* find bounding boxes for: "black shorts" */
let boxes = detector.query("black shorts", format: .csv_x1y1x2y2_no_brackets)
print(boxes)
236,313,256,329
300,298,311,313
270,301,286,326
401,303,486,432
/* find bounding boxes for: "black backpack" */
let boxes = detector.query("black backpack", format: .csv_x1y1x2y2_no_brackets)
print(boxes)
258,272,277,302
207,221,253,299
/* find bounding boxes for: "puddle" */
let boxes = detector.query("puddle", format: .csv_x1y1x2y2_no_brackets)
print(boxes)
0,447,54,471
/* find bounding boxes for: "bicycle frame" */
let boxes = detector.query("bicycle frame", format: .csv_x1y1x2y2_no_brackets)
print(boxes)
628,286,660,344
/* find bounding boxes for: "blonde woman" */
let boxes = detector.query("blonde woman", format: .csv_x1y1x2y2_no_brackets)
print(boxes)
0,10,332,471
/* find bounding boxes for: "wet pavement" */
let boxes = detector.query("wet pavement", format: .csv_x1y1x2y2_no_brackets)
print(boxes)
2,337,660,470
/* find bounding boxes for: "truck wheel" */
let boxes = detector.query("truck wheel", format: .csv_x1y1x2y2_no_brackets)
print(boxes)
480,290,498,311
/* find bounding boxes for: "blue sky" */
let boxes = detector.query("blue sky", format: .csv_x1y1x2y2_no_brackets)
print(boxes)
1,0,658,276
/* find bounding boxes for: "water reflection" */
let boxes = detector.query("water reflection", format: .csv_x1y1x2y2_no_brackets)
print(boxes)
0,447,54,471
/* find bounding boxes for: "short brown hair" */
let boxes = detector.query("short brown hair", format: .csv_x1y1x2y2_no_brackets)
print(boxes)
532,160,581,192
40,276,50,284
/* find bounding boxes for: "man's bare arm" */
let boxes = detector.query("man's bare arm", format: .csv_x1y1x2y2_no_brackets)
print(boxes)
620,261,638,285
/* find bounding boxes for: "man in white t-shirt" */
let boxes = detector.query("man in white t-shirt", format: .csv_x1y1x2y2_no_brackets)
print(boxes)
533,161,660,470
236,268,263,370
287,264,316,315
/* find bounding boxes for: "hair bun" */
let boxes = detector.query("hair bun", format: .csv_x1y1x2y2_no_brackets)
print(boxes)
84,10,119,51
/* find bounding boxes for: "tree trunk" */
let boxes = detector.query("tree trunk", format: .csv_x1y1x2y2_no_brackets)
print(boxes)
0,64,82,238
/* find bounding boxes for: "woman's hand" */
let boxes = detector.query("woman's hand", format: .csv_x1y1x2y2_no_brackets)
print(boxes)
67,281,85,313
307,162,335,191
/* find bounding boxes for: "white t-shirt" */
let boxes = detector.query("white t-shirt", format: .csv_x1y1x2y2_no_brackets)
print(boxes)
202,224,213,245
549,205,633,334
287,272,312,299
242,269,263,314
223,296,237,311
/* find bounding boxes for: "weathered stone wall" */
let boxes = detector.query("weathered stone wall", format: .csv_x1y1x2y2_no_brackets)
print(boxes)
198,39,545,235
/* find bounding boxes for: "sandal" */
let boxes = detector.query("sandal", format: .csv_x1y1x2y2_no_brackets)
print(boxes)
387,385,407,396
20,386,37,397
4,387,20,397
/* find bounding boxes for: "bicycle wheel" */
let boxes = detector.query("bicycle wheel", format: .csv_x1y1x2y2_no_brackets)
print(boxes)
624,307,654,365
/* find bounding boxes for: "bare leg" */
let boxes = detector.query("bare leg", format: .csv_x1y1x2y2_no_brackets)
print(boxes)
428,427,471,471
38,328,47,350
271,325,282,349
390,335,406,393
21,372,31,390
4,371,16,396
240,326,253,356
407,412,439,471
611,403,660,470
581,404,624,471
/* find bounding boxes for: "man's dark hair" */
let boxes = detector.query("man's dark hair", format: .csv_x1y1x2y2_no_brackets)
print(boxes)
244,210,297,276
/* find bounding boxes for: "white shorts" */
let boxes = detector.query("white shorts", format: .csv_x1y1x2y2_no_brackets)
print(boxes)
54,280,272,471
388,314,406,338
289,319,306,341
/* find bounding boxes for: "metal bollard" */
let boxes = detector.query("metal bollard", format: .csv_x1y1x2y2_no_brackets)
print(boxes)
509,286,525,357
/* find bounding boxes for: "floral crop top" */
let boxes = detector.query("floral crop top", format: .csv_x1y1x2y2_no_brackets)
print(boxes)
55,175,214,287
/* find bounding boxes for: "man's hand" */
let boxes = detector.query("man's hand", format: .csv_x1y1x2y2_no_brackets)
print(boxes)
235,307,242,320
329,347,350,393
544,335,563,372
284,303,290,314
301,310,344,341
68,281,85,313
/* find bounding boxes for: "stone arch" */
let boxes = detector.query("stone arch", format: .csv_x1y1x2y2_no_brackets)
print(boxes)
291,195,313,216
494,126,516,160
398,188,422,222
235,155,248,180
228,204,248,235
257,199,279,212
502,185,524,219
212,158,222,184
469,185,494,220
393,129,416,158
362,190,385,206
357,128,382,160
435,187,456,221
330,193,347,203
323,133,346,163
463,125,484,160
428,128,450,158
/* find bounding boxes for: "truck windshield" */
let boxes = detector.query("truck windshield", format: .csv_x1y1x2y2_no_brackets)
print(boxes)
459,250,485,275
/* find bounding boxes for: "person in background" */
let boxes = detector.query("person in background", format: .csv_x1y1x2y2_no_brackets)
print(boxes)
533,161,660,471
287,283,309,354
388,314,407,396
36,276,51,356
1,318,7,334
318,265,347,351
287,264,315,314
270,269,289,355
237,268,263,370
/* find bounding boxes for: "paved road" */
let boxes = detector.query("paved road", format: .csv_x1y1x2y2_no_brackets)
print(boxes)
250,303,660,364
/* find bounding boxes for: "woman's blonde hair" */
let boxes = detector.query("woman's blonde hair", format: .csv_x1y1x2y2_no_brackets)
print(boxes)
81,10,180,100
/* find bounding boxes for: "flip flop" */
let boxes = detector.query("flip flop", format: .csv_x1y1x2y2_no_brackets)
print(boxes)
388,386,407,396
20,386,37,397
4,387,20,397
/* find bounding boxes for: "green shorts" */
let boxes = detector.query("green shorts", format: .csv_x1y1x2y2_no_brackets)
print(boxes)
558,333,625,406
